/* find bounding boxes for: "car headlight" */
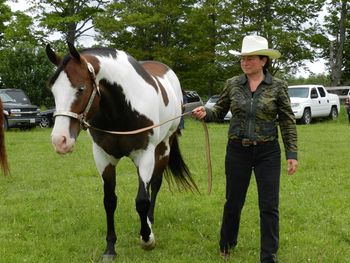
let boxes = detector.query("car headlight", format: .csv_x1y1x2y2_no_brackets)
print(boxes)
291,103,300,108
9,109,21,116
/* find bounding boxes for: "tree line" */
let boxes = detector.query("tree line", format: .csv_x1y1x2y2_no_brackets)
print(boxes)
0,0,348,108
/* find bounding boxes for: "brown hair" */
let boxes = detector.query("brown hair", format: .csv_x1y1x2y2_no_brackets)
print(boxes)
259,55,270,71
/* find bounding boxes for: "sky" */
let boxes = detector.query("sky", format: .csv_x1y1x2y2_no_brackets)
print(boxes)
8,0,327,77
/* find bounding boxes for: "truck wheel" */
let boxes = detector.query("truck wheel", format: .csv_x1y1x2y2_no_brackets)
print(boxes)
39,116,50,128
301,108,311,124
329,106,338,120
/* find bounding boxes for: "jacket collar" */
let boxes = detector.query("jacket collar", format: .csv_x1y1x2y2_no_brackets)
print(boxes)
239,70,273,85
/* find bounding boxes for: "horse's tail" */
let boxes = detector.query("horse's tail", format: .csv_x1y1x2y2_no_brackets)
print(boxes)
165,134,199,193
0,100,10,176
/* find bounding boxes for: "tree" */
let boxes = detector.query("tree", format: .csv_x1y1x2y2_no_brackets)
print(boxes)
224,0,325,77
1,11,37,47
323,0,349,86
27,0,109,45
0,43,55,107
0,0,12,43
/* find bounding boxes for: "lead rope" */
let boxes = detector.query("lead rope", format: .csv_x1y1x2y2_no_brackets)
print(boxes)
201,120,212,194
83,112,212,194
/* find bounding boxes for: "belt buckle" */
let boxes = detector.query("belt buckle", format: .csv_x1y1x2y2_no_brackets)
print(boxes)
241,139,256,147
241,139,251,147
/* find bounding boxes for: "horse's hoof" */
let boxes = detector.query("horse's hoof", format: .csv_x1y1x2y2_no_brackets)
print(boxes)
102,254,116,262
140,233,156,250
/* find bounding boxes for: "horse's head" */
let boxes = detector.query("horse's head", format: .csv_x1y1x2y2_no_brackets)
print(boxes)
46,42,100,154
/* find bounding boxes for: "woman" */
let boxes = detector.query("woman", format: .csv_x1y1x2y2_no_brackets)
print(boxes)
192,35,298,263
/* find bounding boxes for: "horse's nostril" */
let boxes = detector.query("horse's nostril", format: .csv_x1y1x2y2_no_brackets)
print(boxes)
61,136,67,145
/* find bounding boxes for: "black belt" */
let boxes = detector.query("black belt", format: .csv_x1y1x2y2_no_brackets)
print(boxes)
230,138,269,147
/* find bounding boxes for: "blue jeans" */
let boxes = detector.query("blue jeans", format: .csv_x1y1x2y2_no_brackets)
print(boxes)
219,139,281,263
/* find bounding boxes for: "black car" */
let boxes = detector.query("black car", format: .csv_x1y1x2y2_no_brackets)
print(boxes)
0,89,40,130
38,108,55,128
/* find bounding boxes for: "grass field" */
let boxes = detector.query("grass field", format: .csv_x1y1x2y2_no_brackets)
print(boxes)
0,111,350,263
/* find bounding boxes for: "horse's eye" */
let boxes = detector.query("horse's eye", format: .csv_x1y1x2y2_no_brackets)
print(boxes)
78,86,85,93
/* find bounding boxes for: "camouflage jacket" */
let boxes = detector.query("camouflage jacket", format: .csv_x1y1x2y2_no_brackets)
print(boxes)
205,72,298,160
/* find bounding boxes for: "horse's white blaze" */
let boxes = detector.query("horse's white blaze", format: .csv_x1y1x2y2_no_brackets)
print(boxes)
51,72,78,154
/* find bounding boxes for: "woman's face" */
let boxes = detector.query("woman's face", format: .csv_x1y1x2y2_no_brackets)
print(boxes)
240,55,267,76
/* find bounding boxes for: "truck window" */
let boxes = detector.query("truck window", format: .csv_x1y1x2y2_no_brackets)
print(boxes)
317,87,326,97
311,88,318,99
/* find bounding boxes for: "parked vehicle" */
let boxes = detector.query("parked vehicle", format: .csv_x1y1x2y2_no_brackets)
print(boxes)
0,89,40,130
38,108,55,128
204,94,232,121
183,90,203,113
288,85,340,124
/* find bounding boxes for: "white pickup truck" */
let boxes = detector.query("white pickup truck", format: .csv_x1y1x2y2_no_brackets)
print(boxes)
288,85,340,124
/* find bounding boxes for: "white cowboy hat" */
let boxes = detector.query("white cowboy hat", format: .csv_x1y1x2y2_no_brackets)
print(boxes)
229,35,281,59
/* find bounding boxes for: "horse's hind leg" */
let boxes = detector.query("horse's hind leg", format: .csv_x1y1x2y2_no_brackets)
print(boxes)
147,146,168,224
136,176,155,250
147,173,163,224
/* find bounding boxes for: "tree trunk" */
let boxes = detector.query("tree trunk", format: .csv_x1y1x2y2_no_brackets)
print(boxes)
330,0,348,86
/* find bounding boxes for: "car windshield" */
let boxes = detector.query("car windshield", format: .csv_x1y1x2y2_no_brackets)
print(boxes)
288,88,309,98
3,90,31,104
0,93,15,103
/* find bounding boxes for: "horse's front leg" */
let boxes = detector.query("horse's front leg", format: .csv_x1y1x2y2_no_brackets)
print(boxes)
134,147,156,250
93,143,118,259
102,164,117,257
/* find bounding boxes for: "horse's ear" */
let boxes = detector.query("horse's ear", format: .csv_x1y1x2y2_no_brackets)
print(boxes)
67,41,81,61
46,44,62,66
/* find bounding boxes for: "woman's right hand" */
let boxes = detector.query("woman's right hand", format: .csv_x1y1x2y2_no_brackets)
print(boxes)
192,106,207,120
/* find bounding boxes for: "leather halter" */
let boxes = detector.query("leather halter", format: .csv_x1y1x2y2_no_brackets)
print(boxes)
53,60,100,130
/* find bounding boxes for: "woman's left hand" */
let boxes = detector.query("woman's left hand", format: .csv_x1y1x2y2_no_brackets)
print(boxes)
287,159,298,175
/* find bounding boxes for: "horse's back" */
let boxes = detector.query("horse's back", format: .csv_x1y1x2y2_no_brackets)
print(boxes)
139,61,169,77
140,60,183,111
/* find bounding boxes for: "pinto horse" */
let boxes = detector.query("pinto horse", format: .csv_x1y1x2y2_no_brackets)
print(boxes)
46,42,197,258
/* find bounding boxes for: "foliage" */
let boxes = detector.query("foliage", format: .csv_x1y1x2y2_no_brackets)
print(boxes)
0,0,12,42
93,0,325,96
1,11,37,47
321,0,349,85
26,0,109,44
0,114,350,262
288,73,331,86
0,43,55,107
0,0,349,105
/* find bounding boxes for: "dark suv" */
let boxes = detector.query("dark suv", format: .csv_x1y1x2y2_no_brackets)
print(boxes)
0,89,40,130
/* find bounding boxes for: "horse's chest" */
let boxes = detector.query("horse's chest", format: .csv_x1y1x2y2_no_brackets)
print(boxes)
91,132,150,159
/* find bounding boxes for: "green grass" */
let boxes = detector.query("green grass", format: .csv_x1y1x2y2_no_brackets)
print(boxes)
1,111,350,263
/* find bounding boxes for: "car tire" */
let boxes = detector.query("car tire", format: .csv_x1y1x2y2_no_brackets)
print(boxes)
39,116,51,128
301,108,311,124
329,106,338,120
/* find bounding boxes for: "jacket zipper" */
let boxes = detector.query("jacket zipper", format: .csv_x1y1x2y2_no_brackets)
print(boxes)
247,97,254,138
